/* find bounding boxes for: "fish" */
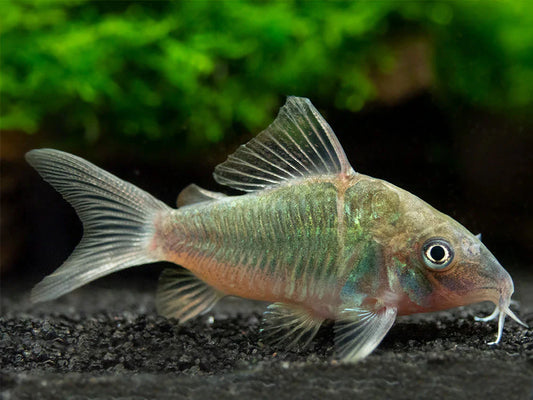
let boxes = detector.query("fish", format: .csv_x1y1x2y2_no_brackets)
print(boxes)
26,96,528,362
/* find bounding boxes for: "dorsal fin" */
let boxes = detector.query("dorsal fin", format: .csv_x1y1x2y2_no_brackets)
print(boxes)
177,184,227,207
213,97,355,192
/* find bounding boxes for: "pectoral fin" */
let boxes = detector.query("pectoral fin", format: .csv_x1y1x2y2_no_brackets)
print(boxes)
260,302,325,349
156,268,224,323
334,306,397,362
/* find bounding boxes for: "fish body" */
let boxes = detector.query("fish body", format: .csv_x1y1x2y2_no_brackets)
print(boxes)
26,97,527,362
160,179,343,311
158,176,433,316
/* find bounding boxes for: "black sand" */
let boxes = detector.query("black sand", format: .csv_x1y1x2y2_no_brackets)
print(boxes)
1,270,532,400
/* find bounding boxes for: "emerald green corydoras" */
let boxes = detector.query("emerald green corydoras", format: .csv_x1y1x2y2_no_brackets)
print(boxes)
25,97,528,362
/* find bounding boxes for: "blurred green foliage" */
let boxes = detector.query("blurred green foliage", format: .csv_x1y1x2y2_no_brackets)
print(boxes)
1,1,532,148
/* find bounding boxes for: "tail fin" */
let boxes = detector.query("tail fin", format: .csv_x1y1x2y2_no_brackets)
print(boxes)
25,149,171,302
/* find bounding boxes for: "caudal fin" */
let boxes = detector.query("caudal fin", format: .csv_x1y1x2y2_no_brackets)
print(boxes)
26,149,171,302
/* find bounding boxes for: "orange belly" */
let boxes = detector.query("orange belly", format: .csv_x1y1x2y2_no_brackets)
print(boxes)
168,250,342,320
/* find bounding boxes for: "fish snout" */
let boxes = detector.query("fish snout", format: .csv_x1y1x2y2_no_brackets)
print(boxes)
459,244,514,305
496,268,515,308
433,246,514,309
473,265,528,344
468,252,528,344
482,250,515,306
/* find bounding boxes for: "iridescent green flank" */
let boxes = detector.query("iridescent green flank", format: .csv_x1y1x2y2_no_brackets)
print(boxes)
168,180,343,301
162,175,410,310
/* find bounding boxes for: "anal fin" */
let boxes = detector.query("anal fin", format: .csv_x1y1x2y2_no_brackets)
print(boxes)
260,302,325,349
334,305,397,362
156,267,224,323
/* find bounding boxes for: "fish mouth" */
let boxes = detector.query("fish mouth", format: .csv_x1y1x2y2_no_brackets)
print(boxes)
470,252,529,344
474,297,529,344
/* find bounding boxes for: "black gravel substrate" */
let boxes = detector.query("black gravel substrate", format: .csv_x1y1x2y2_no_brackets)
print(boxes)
1,271,532,400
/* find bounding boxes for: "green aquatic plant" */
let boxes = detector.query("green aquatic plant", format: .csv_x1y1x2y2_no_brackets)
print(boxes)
1,1,532,149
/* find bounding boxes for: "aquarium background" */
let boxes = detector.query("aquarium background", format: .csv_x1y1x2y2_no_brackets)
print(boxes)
1,1,532,281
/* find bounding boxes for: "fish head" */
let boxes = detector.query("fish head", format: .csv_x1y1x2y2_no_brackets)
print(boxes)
405,224,513,312
381,189,527,342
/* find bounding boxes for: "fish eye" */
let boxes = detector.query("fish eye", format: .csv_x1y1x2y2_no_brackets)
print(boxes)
422,238,454,271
